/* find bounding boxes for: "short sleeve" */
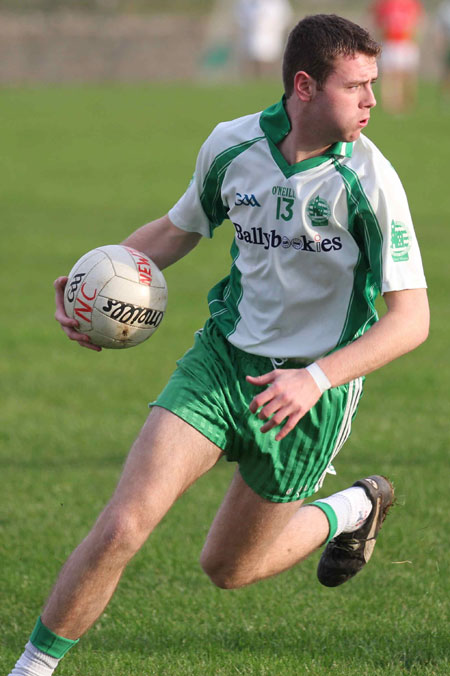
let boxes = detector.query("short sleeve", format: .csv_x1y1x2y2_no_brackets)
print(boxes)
367,163,427,293
168,126,229,239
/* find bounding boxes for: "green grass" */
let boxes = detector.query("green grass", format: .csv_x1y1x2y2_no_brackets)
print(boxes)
1,81,449,675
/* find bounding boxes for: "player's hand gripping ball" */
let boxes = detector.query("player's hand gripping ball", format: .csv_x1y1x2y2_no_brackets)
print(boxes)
63,245,168,349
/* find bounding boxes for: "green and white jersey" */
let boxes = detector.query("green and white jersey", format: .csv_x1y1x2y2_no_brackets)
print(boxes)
169,98,426,361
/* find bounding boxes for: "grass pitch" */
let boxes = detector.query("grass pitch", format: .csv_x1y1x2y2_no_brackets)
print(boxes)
1,81,449,675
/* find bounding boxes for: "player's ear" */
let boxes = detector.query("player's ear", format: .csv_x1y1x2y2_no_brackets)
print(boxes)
293,71,317,102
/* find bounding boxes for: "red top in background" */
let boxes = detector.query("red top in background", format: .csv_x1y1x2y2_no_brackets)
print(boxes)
373,0,423,42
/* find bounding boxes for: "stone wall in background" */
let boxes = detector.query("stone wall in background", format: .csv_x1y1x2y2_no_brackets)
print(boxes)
0,12,206,83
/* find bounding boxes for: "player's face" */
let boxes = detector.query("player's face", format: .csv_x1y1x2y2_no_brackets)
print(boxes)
312,53,378,144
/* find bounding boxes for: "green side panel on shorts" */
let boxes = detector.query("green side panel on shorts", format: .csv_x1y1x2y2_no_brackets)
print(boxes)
200,135,264,233
30,617,79,659
207,239,243,339
152,321,240,453
332,158,381,347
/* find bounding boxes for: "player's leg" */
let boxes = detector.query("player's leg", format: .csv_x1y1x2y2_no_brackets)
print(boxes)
40,406,222,638
9,406,223,675
200,468,328,589
200,469,393,590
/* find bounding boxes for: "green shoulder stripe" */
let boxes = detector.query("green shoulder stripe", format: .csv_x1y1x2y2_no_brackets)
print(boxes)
332,159,384,287
200,136,264,235
332,159,381,346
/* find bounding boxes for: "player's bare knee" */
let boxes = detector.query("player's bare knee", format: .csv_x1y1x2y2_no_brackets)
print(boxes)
201,563,239,590
95,508,151,557
199,549,224,586
199,550,242,590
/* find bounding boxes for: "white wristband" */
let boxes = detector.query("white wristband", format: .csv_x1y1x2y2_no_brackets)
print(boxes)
305,362,331,394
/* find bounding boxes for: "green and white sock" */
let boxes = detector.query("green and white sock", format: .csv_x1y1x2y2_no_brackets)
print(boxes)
9,617,79,676
9,641,60,676
312,486,372,542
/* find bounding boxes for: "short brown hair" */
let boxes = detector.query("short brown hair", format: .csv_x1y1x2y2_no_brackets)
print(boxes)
282,14,381,96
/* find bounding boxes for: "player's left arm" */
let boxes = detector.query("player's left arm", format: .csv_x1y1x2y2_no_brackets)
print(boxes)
316,287,429,386
248,287,429,440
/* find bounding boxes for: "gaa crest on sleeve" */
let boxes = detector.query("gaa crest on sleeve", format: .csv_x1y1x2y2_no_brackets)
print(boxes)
390,220,411,262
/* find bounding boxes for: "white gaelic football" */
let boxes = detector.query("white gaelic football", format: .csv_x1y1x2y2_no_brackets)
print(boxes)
63,245,168,349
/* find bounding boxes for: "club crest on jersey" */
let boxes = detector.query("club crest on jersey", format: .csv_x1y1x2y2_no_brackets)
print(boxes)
235,192,261,207
390,220,411,262
307,195,331,226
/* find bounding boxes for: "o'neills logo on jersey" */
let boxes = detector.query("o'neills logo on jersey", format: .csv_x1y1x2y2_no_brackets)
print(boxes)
233,222,342,252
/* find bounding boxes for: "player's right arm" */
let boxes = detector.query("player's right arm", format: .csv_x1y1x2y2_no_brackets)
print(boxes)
120,214,202,270
54,214,201,350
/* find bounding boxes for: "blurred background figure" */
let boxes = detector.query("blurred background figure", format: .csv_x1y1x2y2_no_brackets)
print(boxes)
235,0,293,78
371,0,424,113
198,0,236,81
435,1,450,101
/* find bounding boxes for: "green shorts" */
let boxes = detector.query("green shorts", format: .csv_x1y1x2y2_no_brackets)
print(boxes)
153,319,364,503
